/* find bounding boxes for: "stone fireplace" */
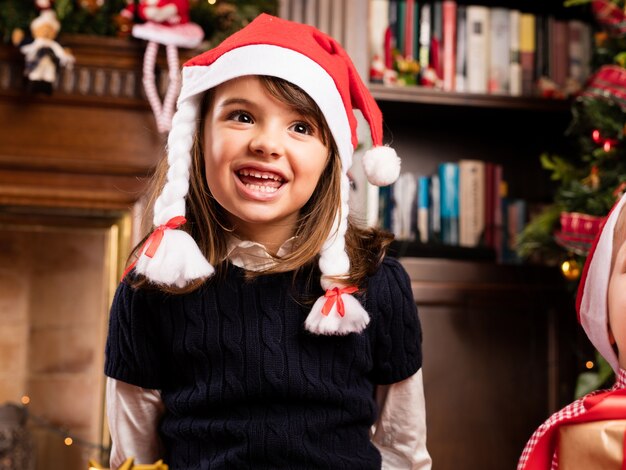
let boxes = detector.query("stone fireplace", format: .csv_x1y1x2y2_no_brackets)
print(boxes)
0,35,166,468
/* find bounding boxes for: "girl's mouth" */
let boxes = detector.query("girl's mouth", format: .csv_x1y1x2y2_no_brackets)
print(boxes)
236,168,285,194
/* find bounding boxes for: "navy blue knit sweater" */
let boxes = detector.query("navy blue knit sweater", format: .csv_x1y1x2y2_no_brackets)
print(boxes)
105,257,422,469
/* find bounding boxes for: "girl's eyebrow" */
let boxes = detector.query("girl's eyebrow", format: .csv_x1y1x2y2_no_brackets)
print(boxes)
218,97,254,108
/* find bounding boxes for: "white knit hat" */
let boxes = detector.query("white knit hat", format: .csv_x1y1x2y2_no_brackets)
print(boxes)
576,192,626,373
132,13,401,335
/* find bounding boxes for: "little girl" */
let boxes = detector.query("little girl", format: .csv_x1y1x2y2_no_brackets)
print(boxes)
518,192,626,469
105,14,431,469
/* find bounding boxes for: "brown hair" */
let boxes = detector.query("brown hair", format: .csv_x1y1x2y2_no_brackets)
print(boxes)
128,76,392,293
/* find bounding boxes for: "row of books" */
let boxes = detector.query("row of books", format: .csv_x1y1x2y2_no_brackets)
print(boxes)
369,0,594,97
377,160,528,263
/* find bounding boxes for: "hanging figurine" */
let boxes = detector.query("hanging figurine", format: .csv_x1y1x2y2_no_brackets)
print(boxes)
11,6,75,95
120,0,204,133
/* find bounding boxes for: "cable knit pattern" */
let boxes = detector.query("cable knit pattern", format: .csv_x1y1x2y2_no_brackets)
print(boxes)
105,257,422,469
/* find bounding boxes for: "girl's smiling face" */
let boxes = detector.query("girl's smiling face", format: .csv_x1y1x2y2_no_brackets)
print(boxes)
203,76,330,247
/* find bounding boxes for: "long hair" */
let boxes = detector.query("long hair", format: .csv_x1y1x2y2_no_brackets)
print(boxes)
128,76,392,293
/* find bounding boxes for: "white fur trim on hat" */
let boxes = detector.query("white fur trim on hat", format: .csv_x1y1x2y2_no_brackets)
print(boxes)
579,193,626,373
362,146,401,186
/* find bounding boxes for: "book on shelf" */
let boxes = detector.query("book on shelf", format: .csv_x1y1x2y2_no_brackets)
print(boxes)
466,5,490,94
439,162,460,245
519,12,536,96
391,172,418,240
419,3,432,74
459,159,486,247
549,17,570,89
509,9,522,96
429,173,441,243
417,176,430,243
488,7,510,94
455,4,467,92
431,1,444,80
442,0,457,91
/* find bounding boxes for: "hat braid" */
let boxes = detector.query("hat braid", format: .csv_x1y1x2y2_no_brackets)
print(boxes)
153,97,200,225
135,96,214,287
318,171,351,289
305,171,370,335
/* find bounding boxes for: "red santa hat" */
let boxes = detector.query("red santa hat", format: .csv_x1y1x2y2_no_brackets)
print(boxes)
576,192,626,373
132,13,400,335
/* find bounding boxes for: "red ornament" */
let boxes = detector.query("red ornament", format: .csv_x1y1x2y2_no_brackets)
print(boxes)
591,128,618,151
592,0,626,37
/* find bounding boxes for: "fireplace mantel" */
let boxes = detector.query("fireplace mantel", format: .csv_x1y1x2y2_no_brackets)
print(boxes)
0,34,198,211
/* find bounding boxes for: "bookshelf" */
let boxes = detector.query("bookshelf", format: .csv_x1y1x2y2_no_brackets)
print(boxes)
370,82,574,111
362,1,588,469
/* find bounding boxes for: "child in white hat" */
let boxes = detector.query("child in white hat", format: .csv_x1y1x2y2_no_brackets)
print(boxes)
105,13,431,469
518,192,626,469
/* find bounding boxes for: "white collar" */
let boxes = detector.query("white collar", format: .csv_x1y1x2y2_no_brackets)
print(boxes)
225,236,296,272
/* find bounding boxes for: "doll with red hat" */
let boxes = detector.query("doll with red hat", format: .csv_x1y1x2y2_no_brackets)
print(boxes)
104,13,431,469
120,0,204,133
518,191,626,469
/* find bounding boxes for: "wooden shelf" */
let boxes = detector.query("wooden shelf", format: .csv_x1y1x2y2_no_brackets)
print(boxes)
369,83,573,112
389,239,497,261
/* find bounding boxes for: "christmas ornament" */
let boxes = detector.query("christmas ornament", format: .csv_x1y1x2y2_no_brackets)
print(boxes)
561,256,582,281
592,0,626,37
582,165,601,190
554,211,604,256
120,0,204,133
592,129,619,152
581,64,626,111
11,7,75,95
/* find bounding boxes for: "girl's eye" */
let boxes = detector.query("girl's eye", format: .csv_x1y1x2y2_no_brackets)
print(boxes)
228,111,254,124
292,122,313,135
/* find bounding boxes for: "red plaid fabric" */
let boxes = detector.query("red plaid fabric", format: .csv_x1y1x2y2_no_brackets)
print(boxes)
517,369,626,470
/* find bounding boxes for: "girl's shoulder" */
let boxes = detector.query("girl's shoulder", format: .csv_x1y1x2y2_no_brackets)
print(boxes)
367,255,411,289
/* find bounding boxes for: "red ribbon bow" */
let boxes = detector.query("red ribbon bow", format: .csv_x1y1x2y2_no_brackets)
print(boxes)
121,216,187,280
321,286,358,317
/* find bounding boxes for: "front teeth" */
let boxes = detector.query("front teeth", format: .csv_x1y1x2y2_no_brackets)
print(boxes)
239,169,283,182
245,184,278,193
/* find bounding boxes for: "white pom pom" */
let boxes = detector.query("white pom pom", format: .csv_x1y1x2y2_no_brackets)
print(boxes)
304,293,370,335
135,229,214,288
362,146,401,186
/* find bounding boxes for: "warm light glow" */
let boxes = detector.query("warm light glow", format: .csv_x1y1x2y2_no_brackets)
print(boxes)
64,437,73,446
586,361,594,369
592,129,600,142
208,0,216,4
21,395,30,405
604,141,612,152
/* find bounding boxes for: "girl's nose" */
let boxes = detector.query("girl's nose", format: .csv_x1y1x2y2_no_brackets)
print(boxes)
249,125,285,158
